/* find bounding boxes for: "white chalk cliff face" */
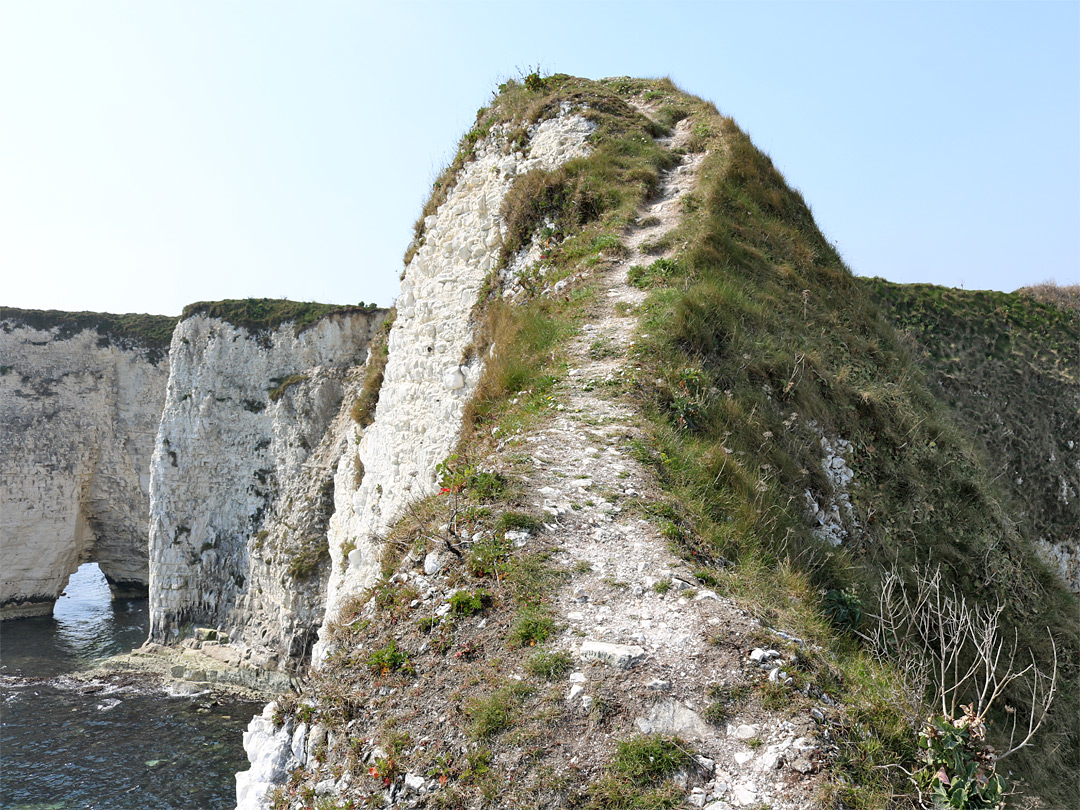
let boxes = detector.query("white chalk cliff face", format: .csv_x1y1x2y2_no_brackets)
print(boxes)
314,108,596,657
148,310,387,667
240,104,599,810
0,317,170,618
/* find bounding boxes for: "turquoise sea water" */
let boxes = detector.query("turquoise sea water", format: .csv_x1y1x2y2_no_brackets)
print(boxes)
0,564,258,810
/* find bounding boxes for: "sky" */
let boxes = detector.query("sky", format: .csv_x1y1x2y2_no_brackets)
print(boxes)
1,1,1077,316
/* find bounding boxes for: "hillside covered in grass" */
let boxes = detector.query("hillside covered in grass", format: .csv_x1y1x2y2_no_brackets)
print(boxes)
864,279,1079,591
266,75,1077,810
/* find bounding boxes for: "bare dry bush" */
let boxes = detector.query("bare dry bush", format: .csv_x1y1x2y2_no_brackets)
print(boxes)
1014,279,1079,312
868,563,1058,760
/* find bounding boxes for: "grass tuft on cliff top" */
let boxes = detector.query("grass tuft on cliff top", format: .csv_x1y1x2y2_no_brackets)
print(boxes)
0,306,177,355
181,298,380,335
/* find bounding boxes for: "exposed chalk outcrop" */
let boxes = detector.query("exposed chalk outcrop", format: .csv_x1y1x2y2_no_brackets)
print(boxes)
0,311,172,618
314,108,596,652
236,104,597,810
148,309,387,671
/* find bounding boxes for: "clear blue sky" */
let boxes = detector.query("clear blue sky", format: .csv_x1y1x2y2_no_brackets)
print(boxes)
1,1,1076,316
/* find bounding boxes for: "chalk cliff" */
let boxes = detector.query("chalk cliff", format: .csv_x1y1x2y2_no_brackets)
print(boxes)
314,106,595,656
147,305,388,677
0,309,174,618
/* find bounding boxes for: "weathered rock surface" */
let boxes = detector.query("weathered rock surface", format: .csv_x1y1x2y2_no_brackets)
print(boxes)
148,309,387,670
0,311,172,618
314,107,596,653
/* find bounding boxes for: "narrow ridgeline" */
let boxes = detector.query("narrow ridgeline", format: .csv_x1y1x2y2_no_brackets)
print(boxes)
235,76,1078,810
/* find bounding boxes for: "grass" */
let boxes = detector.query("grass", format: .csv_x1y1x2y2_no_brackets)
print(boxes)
278,74,1078,810
350,310,395,426
365,640,414,677
448,588,491,616
585,736,695,810
626,103,1079,806
525,650,574,680
628,257,680,290
0,306,177,360
495,511,544,533
509,604,555,647
268,373,307,402
864,277,1079,568
465,680,533,739
180,298,379,335
284,538,329,581
1015,279,1080,311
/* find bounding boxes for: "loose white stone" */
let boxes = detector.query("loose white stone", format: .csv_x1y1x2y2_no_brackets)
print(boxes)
424,551,444,576
580,640,645,669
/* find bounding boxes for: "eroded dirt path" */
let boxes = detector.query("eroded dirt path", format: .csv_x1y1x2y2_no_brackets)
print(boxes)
498,115,827,809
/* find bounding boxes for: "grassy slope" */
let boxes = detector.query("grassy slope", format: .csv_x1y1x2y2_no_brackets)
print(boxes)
283,76,1077,809
626,96,1078,805
863,279,1079,566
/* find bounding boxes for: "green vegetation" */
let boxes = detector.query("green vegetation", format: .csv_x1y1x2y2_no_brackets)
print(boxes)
365,641,414,677
509,604,554,647
525,650,574,680
0,306,176,359
586,736,694,809
268,374,307,402
1015,280,1079,312
180,298,379,335
350,310,395,426
284,538,329,581
495,511,543,533
865,277,1079,565
465,680,533,739
625,104,1077,806
627,257,680,290
448,588,491,616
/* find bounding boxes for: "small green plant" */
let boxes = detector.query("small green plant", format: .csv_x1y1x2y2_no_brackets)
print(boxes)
523,70,546,93
449,588,491,616
461,747,493,783
628,257,680,290
467,535,512,578
496,511,544,533
365,641,414,677
652,579,673,595
703,701,727,725
822,586,863,632
467,469,507,501
367,578,419,617
526,650,574,680
466,681,532,738
416,616,443,633
917,706,1005,809
589,337,621,360
586,736,694,809
704,682,751,726
268,374,308,402
511,605,555,647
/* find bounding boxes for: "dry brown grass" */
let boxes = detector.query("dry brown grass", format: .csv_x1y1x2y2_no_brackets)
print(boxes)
1015,280,1079,312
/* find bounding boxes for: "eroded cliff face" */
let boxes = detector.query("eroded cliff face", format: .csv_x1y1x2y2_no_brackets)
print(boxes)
148,309,387,674
0,312,173,618
313,108,595,657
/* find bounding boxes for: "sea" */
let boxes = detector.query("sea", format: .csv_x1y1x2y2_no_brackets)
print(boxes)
0,563,260,810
